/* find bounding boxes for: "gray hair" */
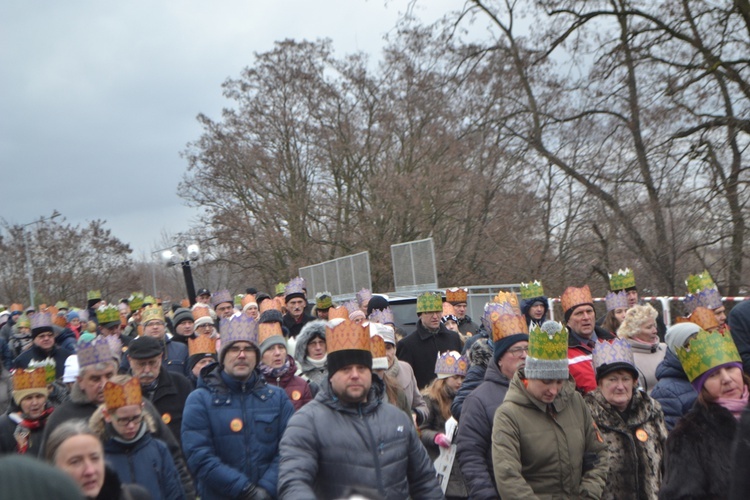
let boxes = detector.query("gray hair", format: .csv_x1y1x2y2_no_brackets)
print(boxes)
44,419,101,464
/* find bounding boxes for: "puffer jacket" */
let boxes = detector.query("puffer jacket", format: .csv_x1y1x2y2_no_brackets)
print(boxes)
90,409,185,500
451,337,492,420
584,388,667,500
181,364,294,499
650,349,697,431
262,355,312,411
293,320,328,395
420,394,468,498
278,377,443,500
492,371,608,499
456,361,510,500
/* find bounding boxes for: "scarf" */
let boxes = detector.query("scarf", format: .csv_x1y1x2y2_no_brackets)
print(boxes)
260,358,291,379
13,407,53,454
716,385,749,420
305,355,327,369
110,420,149,445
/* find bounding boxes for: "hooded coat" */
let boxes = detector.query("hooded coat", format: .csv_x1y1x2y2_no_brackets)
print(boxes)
293,320,328,395
649,349,697,431
181,364,294,499
584,388,667,500
397,320,463,389
521,296,549,329
262,355,313,411
492,372,608,499
278,377,443,500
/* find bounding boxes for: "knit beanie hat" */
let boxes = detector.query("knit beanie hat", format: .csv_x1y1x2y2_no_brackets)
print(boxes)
366,295,389,317
172,308,193,328
665,322,700,354
65,310,79,322
0,455,82,500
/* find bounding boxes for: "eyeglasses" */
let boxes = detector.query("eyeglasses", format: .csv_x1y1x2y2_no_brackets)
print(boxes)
112,413,143,426
507,346,529,356
196,324,213,330
36,332,54,340
228,345,254,355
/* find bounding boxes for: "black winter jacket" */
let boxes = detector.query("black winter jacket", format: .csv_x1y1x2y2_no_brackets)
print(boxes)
142,367,193,447
397,321,463,389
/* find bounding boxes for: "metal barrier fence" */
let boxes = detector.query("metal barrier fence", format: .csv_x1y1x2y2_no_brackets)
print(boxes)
299,251,371,299
391,238,438,292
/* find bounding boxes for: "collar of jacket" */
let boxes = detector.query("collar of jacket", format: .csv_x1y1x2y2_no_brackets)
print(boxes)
458,315,473,326
508,369,575,414
416,321,448,340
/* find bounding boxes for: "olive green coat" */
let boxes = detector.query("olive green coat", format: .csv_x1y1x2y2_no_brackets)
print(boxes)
492,372,608,499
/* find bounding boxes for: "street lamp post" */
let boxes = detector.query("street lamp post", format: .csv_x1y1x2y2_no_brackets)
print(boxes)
161,244,201,306
21,210,61,308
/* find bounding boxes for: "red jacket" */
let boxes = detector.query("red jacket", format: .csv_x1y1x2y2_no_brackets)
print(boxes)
263,356,313,411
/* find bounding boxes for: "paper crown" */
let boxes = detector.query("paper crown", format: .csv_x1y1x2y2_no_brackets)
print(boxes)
211,290,233,308
16,314,31,328
30,312,53,332
128,292,144,310
442,302,457,318
105,335,123,359
55,300,69,310
234,294,244,307
356,288,372,306
285,277,306,299
592,338,635,372
275,282,287,296
520,281,545,300
326,319,370,353
87,290,102,301
484,301,528,343
684,270,722,313
241,294,257,309
686,270,716,294
78,336,116,368
604,291,629,312
344,300,361,315
416,292,443,313
525,321,569,380
192,305,212,321
96,305,120,325
368,307,394,325
435,351,469,378
188,335,217,356
10,303,24,312
689,306,720,331
220,314,258,346
315,292,333,310
491,291,520,309
328,306,349,321
370,334,387,359
560,285,594,314
103,377,142,410
180,299,190,308
143,295,156,306
258,322,283,345
609,268,636,291
141,305,164,324
13,367,48,392
27,358,58,384
445,287,468,304
676,330,741,382
259,297,283,314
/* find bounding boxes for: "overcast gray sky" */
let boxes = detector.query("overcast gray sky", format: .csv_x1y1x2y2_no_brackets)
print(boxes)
1,0,456,259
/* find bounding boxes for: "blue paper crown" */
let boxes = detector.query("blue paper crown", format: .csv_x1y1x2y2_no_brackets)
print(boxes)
592,338,635,372
684,288,723,314
30,312,53,332
284,277,306,298
219,314,259,346
604,291,629,312
434,351,470,377
78,337,116,368
356,288,372,306
368,307,394,325
211,289,233,308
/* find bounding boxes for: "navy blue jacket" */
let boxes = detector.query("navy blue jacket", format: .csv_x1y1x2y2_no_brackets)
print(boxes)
650,349,697,431
13,344,72,379
182,365,294,499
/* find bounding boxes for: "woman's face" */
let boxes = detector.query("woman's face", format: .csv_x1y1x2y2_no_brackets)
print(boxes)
262,344,287,368
20,393,47,420
55,435,105,498
599,369,635,411
245,306,259,319
443,319,459,333
445,375,465,393
306,337,326,360
634,319,659,343
703,366,745,401
614,308,627,324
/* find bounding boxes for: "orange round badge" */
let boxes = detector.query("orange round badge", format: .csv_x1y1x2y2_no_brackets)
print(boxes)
635,429,648,442
291,390,301,401
230,418,243,432
162,413,172,425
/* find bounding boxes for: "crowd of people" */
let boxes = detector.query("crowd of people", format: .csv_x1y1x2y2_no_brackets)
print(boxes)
0,267,749,499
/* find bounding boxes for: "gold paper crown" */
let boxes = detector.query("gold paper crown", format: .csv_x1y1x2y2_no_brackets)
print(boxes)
608,268,636,291
520,281,545,300
16,314,31,328
143,295,156,306
689,306,720,331
128,292,144,310
188,335,217,356
192,306,212,321
484,302,528,342
103,377,142,410
445,287,468,304
258,322,283,345
259,297,283,314
416,292,443,313
676,330,741,382
242,294,257,309
275,282,287,296
528,321,568,361
10,303,23,312
560,285,594,314
328,306,349,321
686,270,717,294
180,299,190,308
442,302,456,317
370,334,386,358
96,305,120,324
87,290,102,301
13,367,48,392
492,291,521,309
141,305,164,324
326,319,370,353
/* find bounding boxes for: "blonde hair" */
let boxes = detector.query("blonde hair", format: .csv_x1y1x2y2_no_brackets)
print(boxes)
617,304,658,339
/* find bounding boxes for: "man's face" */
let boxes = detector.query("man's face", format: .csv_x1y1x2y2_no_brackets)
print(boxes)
330,364,372,404
143,319,166,340
626,290,639,308
175,320,194,337
567,305,596,338
215,302,234,319
33,330,55,351
129,355,162,385
306,337,326,360
529,302,546,320
191,357,215,378
498,340,528,379
78,364,117,404
525,378,564,404
316,308,329,320
453,303,467,319
197,294,210,305
713,306,727,327
286,297,306,319
223,342,257,381
100,324,122,337
420,311,441,330
385,343,396,368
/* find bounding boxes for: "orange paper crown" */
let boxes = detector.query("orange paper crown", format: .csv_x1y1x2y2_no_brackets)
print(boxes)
192,306,212,321
446,287,468,304
370,334,386,358
442,302,456,317
258,322,283,344
180,299,190,308
188,335,217,356
560,285,594,314
10,303,24,312
259,297,283,314
242,294,257,309
689,306,720,331
492,291,521,309
103,377,142,410
326,319,370,353
327,306,349,321
13,367,48,392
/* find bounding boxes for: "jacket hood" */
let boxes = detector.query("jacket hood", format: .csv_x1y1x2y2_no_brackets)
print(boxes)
294,320,327,367
521,296,549,317
317,373,385,416
655,348,687,381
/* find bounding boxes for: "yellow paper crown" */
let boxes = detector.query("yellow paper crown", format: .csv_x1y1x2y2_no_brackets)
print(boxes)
560,285,594,315
326,319,370,353
416,292,443,313
258,322,283,345
87,290,102,301
188,335,217,356
492,291,521,310
686,270,716,294
13,367,48,392
484,301,528,342
608,268,636,291
445,287,468,304
676,330,741,382
103,377,142,410
520,281,545,300
141,305,164,324
96,305,120,324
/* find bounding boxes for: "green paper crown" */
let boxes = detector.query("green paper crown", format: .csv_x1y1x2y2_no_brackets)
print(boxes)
520,280,544,299
676,330,741,382
686,270,716,295
87,290,102,301
275,282,287,296
16,314,31,329
96,305,120,325
528,321,568,361
143,295,156,306
608,268,636,291
128,292,144,310
55,300,69,310
416,292,443,313
234,294,243,307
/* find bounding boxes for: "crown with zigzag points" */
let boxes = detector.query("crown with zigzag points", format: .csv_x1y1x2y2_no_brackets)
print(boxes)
609,268,636,291
676,329,740,382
